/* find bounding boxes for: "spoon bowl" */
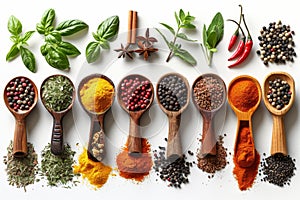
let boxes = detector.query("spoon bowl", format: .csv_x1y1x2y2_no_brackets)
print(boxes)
228,75,261,167
192,73,226,156
117,74,154,156
156,72,190,159
78,73,115,162
263,71,295,155
40,74,75,155
3,76,38,158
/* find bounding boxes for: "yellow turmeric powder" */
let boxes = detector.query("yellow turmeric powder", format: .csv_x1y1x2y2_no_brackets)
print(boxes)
73,148,112,189
80,77,114,113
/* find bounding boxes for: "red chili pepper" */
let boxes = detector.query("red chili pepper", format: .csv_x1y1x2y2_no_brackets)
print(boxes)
227,19,246,61
228,14,253,68
228,5,243,51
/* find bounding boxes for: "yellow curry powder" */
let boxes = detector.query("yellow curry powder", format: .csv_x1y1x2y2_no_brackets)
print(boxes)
73,148,112,189
80,77,114,113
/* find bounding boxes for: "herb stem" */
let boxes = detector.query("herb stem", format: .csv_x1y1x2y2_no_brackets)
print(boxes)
166,27,180,62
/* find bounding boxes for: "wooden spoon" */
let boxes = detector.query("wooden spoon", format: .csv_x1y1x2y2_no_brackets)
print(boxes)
228,75,261,168
192,73,227,156
263,71,295,156
117,74,154,156
156,72,190,159
78,74,115,162
40,74,75,155
3,76,38,158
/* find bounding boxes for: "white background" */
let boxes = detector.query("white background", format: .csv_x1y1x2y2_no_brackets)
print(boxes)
0,0,299,199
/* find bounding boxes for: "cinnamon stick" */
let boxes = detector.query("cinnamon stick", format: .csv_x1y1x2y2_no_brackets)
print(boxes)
131,11,138,44
127,10,133,44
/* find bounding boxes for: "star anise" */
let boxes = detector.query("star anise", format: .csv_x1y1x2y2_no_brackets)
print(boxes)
136,28,158,47
114,43,134,59
134,41,158,61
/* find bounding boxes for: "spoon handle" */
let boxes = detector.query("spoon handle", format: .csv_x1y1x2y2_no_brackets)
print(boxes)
201,116,217,156
88,115,105,162
271,115,287,155
51,115,64,155
128,114,142,155
167,113,182,159
13,118,27,157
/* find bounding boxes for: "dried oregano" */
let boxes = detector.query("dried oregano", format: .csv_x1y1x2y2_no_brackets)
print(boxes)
3,141,39,191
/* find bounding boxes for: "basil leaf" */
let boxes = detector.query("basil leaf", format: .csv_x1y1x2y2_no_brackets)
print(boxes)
96,16,119,40
20,31,35,43
6,44,20,61
45,48,70,70
41,43,49,56
86,41,101,63
20,46,36,72
10,35,19,43
99,40,110,49
57,41,81,56
176,33,197,42
159,23,175,35
36,23,46,34
38,8,55,34
56,20,88,36
45,31,62,43
8,15,22,35
174,47,197,66
92,32,101,41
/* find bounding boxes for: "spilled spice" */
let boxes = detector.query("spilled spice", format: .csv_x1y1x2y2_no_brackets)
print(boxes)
3,141,38,191
116,138,152,182
197,135,227,176
73,148,112,189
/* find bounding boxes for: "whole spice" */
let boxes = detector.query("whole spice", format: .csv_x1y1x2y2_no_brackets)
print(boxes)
228,5,243,51
90,131,105,161
228,79,259,112
73,148,112,189
6,15,36,72
41,75,74,112
3,141,38,191
116,138,152,182
227,19,246,61
119,76,152,111
157,74,188,111
79,77,114,113
228,14,253,68
40,143,79,188
256,20,296,65
197,135,227,175
5,77,36,112
233,126,260,190
127,10,138,44
114,43,134,59
266,78,292,110
193,76,224,111
260,153,296,187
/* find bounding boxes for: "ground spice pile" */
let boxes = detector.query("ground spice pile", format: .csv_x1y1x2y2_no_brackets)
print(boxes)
197,135,227,177
3,141,38,191
260,153,296,187
40,143,79,188
116,138,152,182
73,148,112,189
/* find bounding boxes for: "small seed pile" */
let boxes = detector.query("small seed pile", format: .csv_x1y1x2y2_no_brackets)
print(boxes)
256,20,296,65
193,76,224,111
3,141,38,191
153,143,194,188
119,76,152,111
197,135,227,176
5,77,36,112
90,131,105,161
157,74,188,111
266,78,292,110
260,153,296,187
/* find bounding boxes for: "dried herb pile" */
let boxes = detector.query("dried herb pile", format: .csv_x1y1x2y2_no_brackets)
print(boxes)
3,141,39,191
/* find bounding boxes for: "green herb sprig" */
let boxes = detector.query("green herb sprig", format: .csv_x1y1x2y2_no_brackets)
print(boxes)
86,15,119,63
6,16,36,72
36,8,88,70
156,9,197,66
201,12,224,66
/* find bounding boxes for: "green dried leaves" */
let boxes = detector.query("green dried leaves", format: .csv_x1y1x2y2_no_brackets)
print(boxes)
156,9,197,66
6,15,36,72
37,8,88,70
86,15,119,63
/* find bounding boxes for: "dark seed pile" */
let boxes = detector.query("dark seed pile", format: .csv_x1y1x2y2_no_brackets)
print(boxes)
266,78,292,110
5,77,36,112
157,74,188,111
260,153,296,187
153,144,194,188
193,76,224,111
256,20,296,66
197,135,227,176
